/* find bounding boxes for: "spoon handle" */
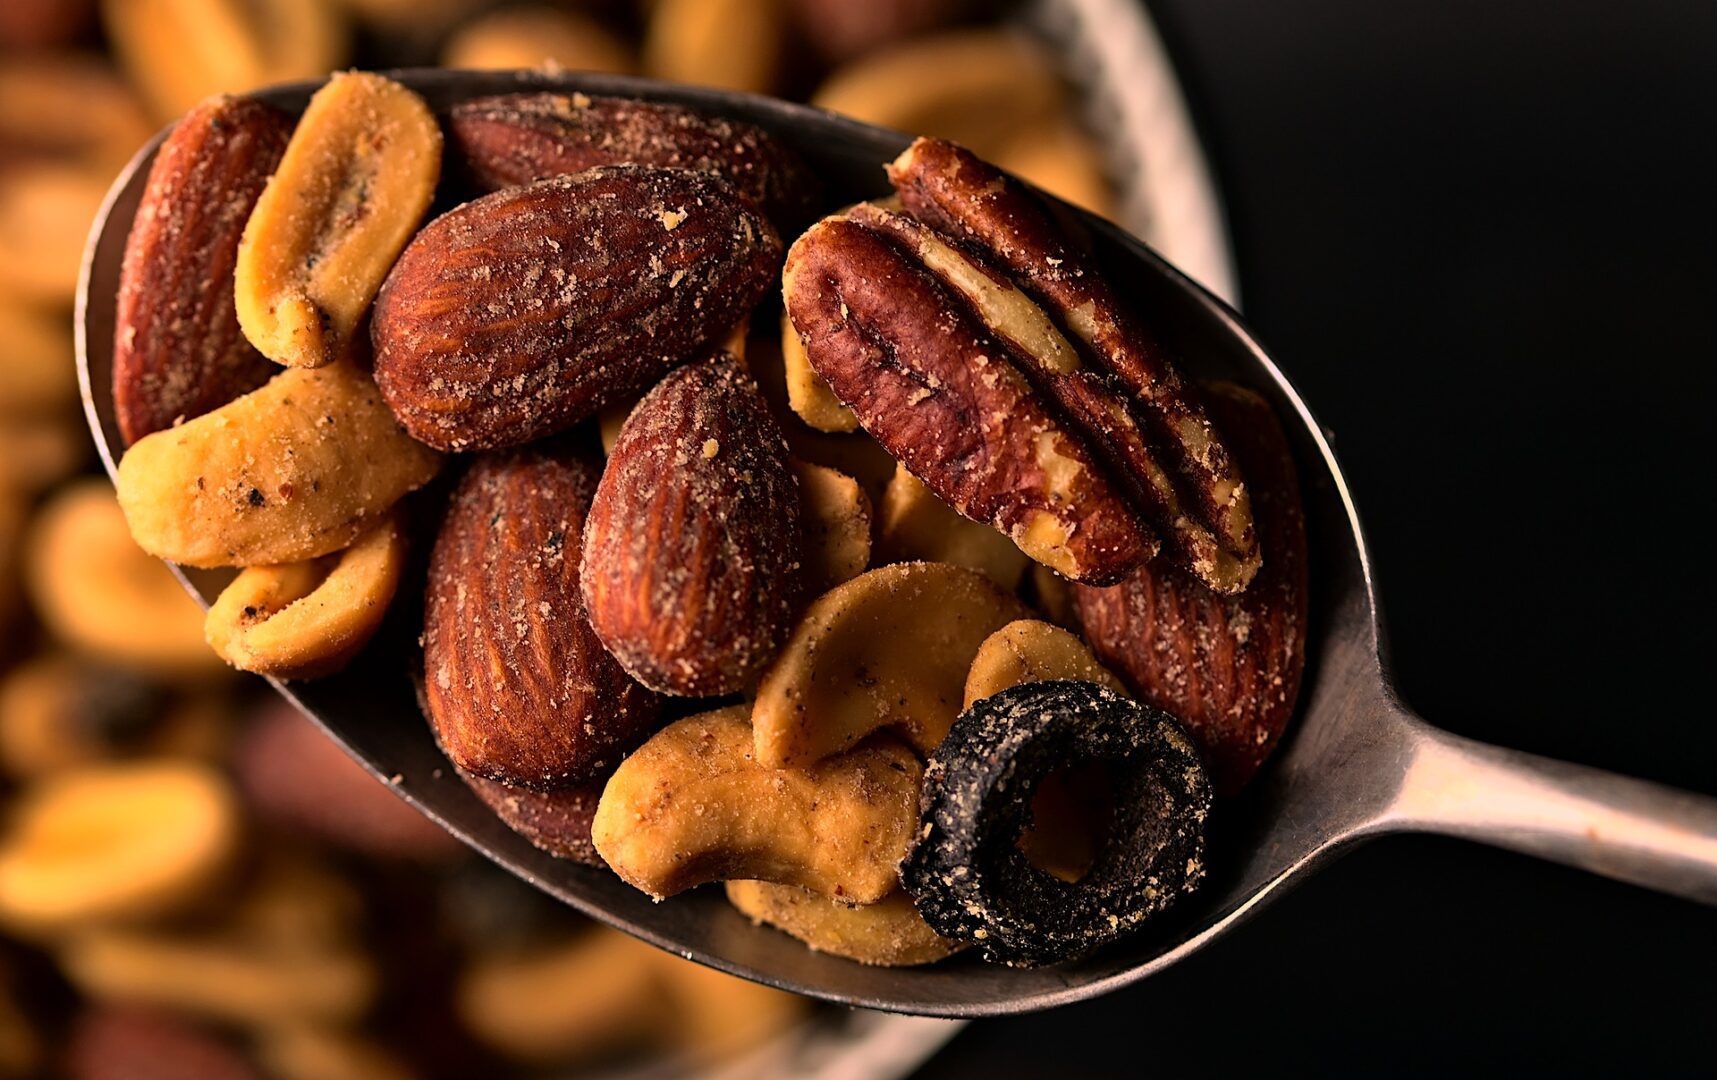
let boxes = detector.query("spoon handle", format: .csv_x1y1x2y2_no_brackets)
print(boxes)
1385,722,1717,905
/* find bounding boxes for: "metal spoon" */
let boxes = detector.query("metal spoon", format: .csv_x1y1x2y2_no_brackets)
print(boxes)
75,69,1717,1018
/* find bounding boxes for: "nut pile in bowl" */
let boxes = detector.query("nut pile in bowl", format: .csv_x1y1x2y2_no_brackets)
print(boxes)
106,71,1308,972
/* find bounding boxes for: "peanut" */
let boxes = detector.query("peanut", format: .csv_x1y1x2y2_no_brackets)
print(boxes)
115,362,442,568
592,705,921,903
779,310,857,433
235,71,440,369
962,619,1128,709
204,513,405,679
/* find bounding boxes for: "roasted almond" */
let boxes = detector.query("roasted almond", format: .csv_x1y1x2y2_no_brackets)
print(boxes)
113,95,290,445
582,352,801,697
460,771,604,867
450,92,815,226
1072,383,1308,793
373,166,782,452
422,442,662,789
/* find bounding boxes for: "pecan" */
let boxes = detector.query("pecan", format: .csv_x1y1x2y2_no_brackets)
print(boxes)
889,136,1261,593
1072,383,1308,793
782,213,1153,584
450,92,815,226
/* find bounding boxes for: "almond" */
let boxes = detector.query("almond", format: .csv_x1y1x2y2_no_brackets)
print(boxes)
449,92,815,226
459,771,604,867
422,442,661,789
581,352,801,696
372,166,782,452
1072,383,1308,793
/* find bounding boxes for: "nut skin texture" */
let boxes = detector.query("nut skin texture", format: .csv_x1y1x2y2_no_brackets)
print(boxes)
582,352,801,697
783,214,1151,584
113,95,289,446
1072,384,1308,794
889,137,1261,593
373,166,783,452
460,771,605,867
450,92,815,227
115,363,443,569
423,443,662,790
592,706,922,903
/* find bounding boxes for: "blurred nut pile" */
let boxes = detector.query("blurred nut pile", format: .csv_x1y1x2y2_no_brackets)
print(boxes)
1,0,1115,1074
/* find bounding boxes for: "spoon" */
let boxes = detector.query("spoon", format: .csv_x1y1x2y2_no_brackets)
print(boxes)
76,68,1717,1018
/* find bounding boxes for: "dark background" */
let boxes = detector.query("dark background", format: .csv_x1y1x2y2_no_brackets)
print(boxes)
921,0,1717,1074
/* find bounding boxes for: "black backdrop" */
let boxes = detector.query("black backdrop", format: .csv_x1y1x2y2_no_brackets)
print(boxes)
918,1,1717,1074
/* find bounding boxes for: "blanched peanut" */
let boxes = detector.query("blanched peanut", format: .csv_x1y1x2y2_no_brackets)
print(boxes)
204,513,404,680
725,881,963,967
962,619,1128,709
779,311,857,433
875,463,1031,590
115,362,442,568
25,481,220,678
0,761,238,933
752,562,1028,767
441,6,635,74
235,72,440,369
793,460,871,593
592,706,921,903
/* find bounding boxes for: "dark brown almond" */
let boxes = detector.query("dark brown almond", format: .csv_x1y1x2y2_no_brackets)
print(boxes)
582,352,801,696
112,95,289,445
449,92,817,226
889,136,1261,593
1072,383,1307,794
782,214,1152,585
423,442,662,789
372,167,783,452
460,770,604,867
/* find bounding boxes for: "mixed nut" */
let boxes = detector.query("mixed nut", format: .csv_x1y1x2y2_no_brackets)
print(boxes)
109,74,1309,969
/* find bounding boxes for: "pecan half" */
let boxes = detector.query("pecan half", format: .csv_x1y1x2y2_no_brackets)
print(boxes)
782,214,1152,584
450,92,816,227
888,136,1261,593
1072,383,1308,793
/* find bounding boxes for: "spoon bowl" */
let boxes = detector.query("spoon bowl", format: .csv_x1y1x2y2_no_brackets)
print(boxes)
76,68,1717,1017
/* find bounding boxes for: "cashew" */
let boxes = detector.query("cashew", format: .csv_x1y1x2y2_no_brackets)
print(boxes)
204,512,405,680
235,71,440,369
962,619,1128,709
115,362,442,568
793,459,872,593
726,881,964,967
994,121,1116,220
0,301,75,417
255,1026,415,1080
0,761,238,933
875,462,1031,590
0,162,111,305
26,481,220,679
752,562,1028,767
441,6,635,74
0,416,85,493
1027,563,1077,628
779,311,858,432
592,705,921,902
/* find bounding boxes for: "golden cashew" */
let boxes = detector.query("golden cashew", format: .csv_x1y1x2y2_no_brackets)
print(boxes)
779,311,857,433
656,949,808,1064
204,512,406,679
725,881,963,967
25,482,221,678
441,6,635,74
962,618,1128,710
0,162,111,305
1027,563,1076,628
255,1026,415,1080
875,462,1031,591
752,562,1029,767
994,120,1116,220
115,362,442,568
0,416,86,494
0,55,153,172
235,71,440,369
793,459,872,594
592,705,922,902
0,302,76,418
0,761,238,934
